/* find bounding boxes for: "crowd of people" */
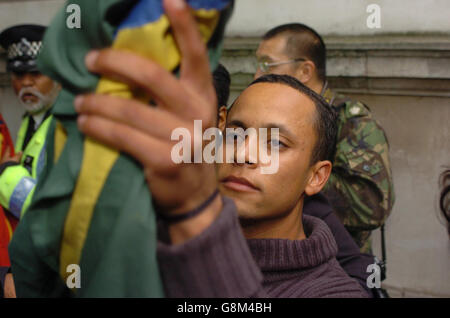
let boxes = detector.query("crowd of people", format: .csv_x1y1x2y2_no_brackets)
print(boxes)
0,0,447,298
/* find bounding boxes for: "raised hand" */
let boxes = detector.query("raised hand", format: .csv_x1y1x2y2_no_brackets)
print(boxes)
74,0,222,241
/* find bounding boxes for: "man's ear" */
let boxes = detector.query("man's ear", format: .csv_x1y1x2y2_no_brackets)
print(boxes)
304,160,332,196
218,105,227,131
294,61,316,85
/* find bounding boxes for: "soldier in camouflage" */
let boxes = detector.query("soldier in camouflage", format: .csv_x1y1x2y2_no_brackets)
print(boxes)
321,87,395,252
254,23,395,253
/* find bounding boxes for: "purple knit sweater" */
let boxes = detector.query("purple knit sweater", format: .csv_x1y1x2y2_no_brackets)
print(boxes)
157,197,368,298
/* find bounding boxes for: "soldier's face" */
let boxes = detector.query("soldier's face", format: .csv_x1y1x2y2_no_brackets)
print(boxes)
255,36,297,79
217,83,328,222
11,71,58,114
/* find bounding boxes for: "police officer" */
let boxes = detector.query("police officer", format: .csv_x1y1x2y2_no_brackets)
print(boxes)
254,23,395,253
0,24,60,219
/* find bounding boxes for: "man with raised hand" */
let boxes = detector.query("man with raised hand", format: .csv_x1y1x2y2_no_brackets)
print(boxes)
74,0,367,297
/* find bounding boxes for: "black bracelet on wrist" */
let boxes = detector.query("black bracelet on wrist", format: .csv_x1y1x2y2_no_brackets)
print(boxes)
158,189,220,224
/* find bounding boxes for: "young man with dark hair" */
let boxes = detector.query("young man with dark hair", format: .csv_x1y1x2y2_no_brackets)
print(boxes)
255,23,395,253
74,18,368,296
12,0,366,297
218,65,374,295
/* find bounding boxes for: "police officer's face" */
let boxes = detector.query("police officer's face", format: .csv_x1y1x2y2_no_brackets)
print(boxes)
255,35,298,79
11,71,55,105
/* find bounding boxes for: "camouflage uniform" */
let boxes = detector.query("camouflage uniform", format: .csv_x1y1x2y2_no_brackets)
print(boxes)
322,86,395,253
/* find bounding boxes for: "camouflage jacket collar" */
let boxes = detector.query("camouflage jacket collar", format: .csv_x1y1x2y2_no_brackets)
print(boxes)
320,81,337,106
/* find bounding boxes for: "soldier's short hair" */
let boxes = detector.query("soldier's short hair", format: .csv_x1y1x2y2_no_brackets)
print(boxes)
249,74,337,164
263,23,327,83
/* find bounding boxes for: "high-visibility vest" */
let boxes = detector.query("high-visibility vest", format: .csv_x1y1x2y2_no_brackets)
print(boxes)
0,115,53,218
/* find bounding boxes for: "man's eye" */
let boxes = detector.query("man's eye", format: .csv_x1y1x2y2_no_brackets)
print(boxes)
226,132,243,142
269,139,285,148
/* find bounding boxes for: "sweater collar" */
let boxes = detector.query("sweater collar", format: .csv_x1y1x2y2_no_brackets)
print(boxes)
246,215,338,272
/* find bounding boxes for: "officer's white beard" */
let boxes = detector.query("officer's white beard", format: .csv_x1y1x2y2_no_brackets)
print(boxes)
18,84,59,115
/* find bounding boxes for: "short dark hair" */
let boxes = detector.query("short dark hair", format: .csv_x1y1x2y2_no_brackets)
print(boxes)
213,63,231,107
249,74,337,164
263,23,326,82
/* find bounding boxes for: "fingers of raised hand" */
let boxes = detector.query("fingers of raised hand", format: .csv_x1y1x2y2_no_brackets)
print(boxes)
163,0,215,100
84,48,215,124
85,49,193,116
77,0,218,175
77,112,177,173
74,94,187,141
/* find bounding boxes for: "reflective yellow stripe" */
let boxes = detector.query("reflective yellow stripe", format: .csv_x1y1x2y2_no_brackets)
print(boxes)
59,138,118,281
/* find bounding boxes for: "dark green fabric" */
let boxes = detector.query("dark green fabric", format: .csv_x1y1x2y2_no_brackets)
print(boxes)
9,0,164,297
9,119,73,297
9,0,232,297
79,155,161,297
37,0,118,103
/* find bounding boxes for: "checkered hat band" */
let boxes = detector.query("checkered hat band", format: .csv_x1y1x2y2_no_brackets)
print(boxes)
7,39,42,60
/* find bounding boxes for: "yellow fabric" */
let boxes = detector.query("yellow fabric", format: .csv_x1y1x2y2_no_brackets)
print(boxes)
59,139,118,281
96,12,219,100
53,121,67,163
194,9,220,42
59,10,220,282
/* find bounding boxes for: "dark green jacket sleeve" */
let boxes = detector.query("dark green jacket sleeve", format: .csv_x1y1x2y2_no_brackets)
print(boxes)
9,214,71,297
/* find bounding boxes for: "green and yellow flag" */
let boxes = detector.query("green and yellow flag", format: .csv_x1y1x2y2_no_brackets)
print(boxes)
9,0,234,297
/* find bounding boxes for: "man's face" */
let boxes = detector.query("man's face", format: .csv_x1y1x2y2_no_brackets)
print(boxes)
217,83,318,221
11,71,58,114
255,35,297,79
